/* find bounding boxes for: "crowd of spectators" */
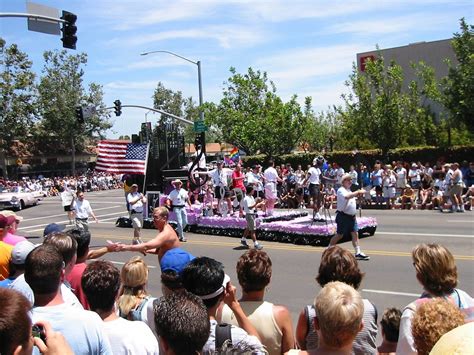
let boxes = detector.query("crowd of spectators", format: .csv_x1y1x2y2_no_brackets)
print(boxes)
0,209,472,354
189,159,474,213
0,171,123,197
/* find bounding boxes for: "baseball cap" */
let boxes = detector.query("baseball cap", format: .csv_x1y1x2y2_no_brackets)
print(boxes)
43,223,65,237
131,183,138,188
172,179,182,186
0,210,23,222
12,241,37,265
200,273,231,300
0,215,15,229
160,248,195,274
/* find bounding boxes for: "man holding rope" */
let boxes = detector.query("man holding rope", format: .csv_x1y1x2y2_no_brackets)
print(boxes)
328,174,370,261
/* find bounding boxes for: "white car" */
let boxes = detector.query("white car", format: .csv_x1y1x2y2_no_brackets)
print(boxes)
0,188,39,211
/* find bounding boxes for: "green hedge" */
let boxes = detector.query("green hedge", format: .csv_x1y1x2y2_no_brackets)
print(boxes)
242,145,474,169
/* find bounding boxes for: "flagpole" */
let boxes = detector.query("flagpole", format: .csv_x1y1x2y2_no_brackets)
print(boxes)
142,142,151,195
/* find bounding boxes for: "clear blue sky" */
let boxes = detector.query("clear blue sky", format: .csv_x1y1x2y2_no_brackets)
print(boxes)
2,1,472,138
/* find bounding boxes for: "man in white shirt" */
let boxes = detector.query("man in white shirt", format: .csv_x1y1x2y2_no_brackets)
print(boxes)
166,179,191,242
209,161,233,215
26,245,112,354
264,160,283,216
60,184,76,225
82,260,159,355
72,191,98,231
246,165,265,200
328,174,370,261
303,158,323,220
127,184,147,244
241,186,265,250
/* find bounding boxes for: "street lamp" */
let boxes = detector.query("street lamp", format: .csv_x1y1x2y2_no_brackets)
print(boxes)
140,50,204,121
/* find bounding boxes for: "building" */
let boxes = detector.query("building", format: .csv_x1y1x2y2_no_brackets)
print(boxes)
356,39,457,118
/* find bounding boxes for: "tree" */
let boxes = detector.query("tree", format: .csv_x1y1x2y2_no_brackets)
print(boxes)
340,54,440,155
204,67,308,157
36,50,112,175
443,18,474,135
0,38,37,176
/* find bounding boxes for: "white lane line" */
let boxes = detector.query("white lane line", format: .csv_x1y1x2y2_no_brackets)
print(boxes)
110,261,157,269
362,289,420,297
18,211,127,232
447,220,473,223
376,231,474,239
18,206,124,222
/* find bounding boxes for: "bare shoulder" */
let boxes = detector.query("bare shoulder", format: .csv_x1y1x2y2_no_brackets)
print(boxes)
273,304,293,324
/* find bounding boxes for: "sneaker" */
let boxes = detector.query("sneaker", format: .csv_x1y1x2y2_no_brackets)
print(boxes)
240,239,249,247
355,252,370,261
179,237,187,242
254,243,263,250
132,238,143,245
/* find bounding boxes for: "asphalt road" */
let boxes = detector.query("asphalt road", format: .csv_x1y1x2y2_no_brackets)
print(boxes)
14,189,474,339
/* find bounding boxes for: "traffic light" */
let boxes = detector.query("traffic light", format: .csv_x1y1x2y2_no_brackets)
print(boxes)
114,100,122,116
75,106,84,124
60,11,77,50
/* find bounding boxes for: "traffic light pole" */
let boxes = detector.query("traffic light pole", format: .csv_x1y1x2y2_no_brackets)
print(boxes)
101,104,194,126
0,13,67,22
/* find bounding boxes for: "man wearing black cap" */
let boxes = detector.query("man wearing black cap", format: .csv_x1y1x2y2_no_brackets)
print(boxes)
127,184,147,244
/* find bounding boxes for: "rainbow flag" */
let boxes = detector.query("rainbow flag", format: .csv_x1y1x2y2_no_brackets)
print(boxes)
229,147,240,162
224,156,235,166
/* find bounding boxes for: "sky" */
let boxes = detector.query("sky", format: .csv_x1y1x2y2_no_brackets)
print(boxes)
1,1,472,138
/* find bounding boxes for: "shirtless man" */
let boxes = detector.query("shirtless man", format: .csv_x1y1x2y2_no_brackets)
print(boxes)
119,207,180,261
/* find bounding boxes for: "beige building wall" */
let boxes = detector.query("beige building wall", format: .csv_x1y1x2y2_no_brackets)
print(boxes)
356,39,457,118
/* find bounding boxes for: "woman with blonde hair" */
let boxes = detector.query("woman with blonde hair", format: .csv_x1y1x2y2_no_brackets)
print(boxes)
118,256,157,336
396,243,474,354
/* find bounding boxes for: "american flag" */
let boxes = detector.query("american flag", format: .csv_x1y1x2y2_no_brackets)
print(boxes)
95,140,148,175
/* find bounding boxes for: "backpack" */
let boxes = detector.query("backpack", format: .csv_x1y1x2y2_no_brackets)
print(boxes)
215,323,232,350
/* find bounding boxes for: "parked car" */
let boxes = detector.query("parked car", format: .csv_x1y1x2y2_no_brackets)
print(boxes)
0,188,39,211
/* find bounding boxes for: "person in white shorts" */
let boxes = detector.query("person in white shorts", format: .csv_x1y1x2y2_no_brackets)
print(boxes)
127,184,147,244
264,160,282,216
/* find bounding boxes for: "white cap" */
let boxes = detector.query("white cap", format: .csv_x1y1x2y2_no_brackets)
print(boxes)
12,241,36,265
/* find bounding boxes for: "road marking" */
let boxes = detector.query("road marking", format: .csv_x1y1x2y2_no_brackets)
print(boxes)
17,206,124,222
362,289,419,297
83,233,474,261
447,220,473,223
376,231,474,239
110,260,157,269
18,211,127,233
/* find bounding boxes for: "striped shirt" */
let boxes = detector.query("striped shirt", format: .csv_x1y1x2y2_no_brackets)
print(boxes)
304,299,378,355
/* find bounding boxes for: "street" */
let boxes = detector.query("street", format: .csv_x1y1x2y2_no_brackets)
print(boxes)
14,189,474,334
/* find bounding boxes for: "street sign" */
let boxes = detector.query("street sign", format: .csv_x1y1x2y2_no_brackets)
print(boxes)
194,120,208,133
27,2,60,35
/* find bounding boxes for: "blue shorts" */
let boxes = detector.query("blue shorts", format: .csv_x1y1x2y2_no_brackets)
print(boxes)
335,212,358,235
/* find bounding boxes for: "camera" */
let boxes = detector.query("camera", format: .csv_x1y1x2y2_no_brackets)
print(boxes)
32,324,46,342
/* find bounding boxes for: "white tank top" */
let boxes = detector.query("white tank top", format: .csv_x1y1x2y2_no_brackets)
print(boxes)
221,300,282,355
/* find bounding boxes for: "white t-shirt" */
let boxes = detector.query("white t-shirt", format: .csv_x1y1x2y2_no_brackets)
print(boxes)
307,167,321,185
10,274,83,309
73,199,93,219
396,167,407,183
60,189,75,207
127,192,144,212
336,186,357,215
409,168,421,182
336,167,345,185
211,169,231,187
202,319,265,355
31,303,112,355
168,188,188,206
247,172,263,191
242,195,256,214
103,317,159,355
263,167,278,184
